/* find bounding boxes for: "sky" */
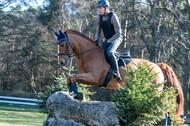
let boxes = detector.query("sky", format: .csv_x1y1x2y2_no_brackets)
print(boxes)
3,0,45,11
4,0,190,11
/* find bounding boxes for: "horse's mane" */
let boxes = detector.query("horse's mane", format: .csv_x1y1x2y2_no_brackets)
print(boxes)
65,30,97,46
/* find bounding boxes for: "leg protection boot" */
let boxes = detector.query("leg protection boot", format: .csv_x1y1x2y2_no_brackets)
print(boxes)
71,82,83,100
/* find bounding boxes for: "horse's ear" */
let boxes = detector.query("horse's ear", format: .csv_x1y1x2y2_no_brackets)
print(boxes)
54,31,59,37
59,30,63,35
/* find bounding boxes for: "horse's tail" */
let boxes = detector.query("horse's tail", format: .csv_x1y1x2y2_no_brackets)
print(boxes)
157,63,184,115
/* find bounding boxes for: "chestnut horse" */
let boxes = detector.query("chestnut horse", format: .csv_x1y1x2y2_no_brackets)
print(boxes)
55,30,184,116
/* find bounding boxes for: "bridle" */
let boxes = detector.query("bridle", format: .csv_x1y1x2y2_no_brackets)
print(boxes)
56,32,100,58
56,33,74,58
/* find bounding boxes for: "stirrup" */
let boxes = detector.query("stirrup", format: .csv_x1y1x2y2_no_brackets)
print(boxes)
112,71,122,81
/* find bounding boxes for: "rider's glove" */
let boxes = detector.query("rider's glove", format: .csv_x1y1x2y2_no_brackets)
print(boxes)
95,40,99,44
95,40,99,46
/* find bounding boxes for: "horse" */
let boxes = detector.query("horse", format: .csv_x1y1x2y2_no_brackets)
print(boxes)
54,29,184,116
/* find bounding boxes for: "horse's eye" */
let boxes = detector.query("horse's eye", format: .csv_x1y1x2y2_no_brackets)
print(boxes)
61,44,65,47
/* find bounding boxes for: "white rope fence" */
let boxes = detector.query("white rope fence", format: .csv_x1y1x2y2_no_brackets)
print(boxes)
0,96,42,106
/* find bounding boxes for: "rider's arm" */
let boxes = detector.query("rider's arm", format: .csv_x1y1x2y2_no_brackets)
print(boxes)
95,16,101,43
108,14,122,42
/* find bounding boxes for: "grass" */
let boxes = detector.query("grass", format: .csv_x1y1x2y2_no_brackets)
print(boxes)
0,103,47,126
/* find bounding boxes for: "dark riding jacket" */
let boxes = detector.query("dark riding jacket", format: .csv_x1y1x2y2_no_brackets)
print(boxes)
96,11,122,43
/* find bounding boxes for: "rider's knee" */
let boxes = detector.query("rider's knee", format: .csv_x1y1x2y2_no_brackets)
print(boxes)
107,50,114,57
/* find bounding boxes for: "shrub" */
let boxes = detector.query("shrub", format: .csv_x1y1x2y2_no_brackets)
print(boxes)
37,75,68,113
111,63,182,126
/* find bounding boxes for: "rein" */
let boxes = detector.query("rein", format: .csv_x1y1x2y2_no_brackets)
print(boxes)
57,32,100,58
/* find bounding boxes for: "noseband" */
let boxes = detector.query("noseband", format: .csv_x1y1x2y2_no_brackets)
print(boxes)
56,32,100,58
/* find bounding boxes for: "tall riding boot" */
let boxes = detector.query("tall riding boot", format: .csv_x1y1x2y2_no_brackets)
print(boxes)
109,55,122,81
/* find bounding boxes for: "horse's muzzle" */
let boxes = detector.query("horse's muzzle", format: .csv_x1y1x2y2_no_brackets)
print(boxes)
60,58,67,66
60,61,64,65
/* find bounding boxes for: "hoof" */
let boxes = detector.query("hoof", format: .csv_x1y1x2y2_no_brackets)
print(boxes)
74,92,83,101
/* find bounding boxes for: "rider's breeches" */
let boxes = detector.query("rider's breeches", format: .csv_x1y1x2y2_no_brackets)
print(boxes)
107,39,121,56
106,38,122,72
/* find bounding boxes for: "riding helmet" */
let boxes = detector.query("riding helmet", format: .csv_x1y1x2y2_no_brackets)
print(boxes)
96,0,110,8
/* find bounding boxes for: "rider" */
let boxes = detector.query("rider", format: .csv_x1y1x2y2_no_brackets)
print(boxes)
95,0,122,81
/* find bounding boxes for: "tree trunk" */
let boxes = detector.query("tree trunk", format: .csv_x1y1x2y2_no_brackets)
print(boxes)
183,51,190,113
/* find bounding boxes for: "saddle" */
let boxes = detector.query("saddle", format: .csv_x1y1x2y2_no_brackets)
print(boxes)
100,51,132,87
115,51,131,58
104,51,132,67
115,51,132,66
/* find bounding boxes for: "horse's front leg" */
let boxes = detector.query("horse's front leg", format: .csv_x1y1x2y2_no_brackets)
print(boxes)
67,72,99,84
67,73,99,100
66,81,83,100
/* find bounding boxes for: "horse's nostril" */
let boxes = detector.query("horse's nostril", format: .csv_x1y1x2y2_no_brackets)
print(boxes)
60,62,64,65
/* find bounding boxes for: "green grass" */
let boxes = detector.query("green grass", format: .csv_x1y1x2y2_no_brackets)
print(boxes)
0,103,47,126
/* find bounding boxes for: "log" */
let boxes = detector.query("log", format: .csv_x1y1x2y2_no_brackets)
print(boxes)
43,91,120,126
